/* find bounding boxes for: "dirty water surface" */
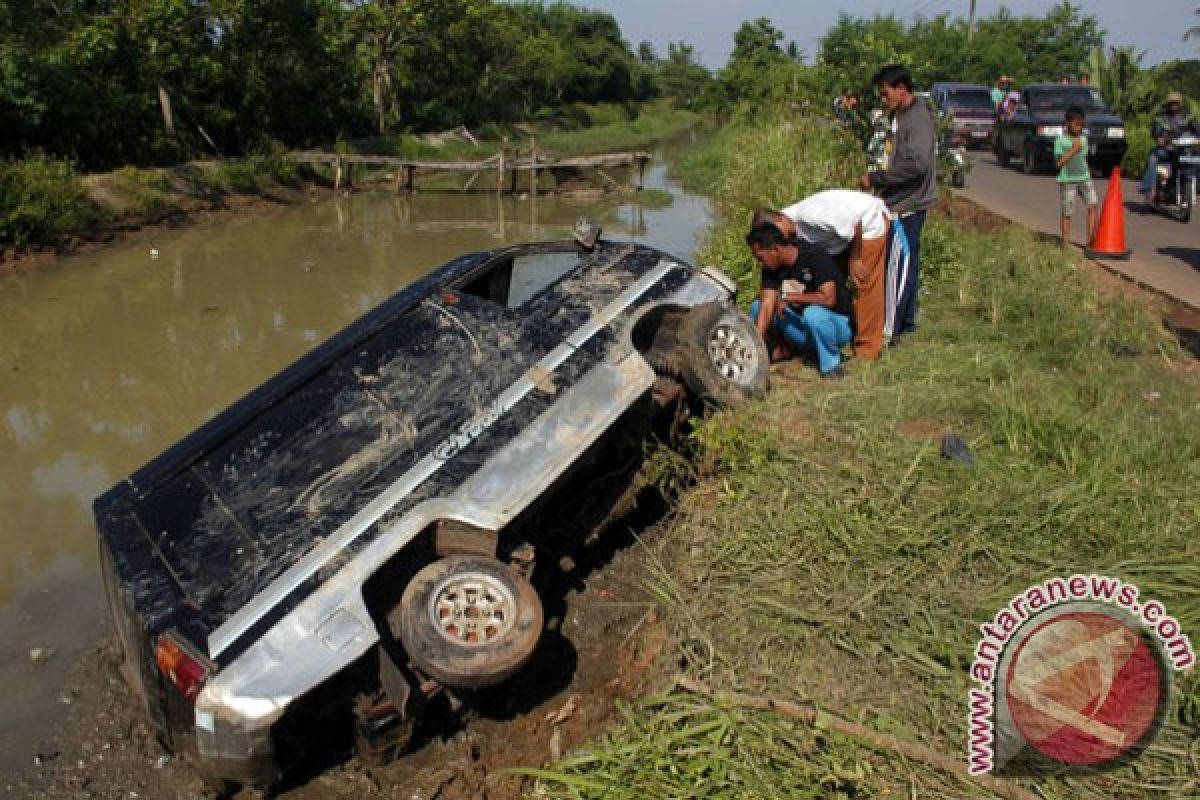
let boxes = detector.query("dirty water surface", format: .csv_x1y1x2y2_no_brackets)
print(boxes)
0,140,711,797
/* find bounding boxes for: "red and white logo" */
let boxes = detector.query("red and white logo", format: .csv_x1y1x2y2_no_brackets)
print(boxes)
967,576,1193,777
1003,608,1166,768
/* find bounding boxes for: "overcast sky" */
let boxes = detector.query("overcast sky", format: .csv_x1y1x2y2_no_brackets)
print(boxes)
579,0,1197,70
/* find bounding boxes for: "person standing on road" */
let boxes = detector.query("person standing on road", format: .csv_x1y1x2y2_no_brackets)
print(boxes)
858,64,936,340
1055,106,1097,248
745,223,854,379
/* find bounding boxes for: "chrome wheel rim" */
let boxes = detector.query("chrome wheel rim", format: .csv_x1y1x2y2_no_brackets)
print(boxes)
428,571,516,647
706,322,758,386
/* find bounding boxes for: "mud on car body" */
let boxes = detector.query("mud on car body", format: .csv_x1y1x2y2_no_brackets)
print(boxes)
93,235,767,789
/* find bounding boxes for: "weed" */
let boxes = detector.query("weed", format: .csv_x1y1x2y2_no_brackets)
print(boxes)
0,154,106,246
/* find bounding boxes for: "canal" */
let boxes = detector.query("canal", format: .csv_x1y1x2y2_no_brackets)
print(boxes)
0,138,712,773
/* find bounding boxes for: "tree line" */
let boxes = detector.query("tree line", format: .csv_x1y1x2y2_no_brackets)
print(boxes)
3,1,1196,176
0,0,721,171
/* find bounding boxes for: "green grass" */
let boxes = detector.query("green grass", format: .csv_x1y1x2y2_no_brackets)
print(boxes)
109,166,179,217
525,115,1200,799
0,154,107,246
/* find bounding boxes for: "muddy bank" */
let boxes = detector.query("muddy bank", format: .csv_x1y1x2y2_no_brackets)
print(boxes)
0,159,651,275
5,526,672,799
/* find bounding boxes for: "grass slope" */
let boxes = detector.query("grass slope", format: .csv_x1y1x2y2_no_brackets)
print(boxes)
524,118,1200,799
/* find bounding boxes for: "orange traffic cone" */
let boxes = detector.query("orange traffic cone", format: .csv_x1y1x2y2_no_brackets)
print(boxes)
1084,167,1132,260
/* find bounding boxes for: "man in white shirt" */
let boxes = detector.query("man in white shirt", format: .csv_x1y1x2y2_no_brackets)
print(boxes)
775,189,891,360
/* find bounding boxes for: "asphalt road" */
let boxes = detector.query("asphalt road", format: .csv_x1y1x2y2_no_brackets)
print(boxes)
957,151,1200,309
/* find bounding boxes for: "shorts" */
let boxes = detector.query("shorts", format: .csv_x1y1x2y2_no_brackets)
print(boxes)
1059,180,1097,216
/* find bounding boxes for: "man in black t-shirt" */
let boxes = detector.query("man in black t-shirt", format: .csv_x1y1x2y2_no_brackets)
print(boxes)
745,223,853,379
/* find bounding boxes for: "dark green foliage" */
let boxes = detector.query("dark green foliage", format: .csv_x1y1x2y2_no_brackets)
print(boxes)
0,154,105,246
819,2,1104,89
0,0,682,171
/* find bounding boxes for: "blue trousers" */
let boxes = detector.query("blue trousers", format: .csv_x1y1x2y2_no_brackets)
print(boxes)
751,300,852,374
1141,149,1164,196
895,211,926,335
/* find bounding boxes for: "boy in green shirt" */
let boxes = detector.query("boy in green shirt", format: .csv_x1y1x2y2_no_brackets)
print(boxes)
1054,106,1097,249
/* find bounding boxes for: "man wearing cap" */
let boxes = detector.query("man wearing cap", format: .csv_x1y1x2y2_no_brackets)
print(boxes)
1141,92,1198,201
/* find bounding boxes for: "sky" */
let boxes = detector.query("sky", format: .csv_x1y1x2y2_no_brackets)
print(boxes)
579,0,1198,70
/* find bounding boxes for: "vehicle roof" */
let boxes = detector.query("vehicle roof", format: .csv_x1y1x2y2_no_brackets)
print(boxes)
932,82,989,90
1024,83,1097,90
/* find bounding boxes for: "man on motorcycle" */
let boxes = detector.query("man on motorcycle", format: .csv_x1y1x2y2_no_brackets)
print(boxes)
1141,92,1198,201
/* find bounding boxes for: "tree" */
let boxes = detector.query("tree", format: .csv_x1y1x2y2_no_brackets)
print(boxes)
1088,45,1152,118
714,18,790,106
658,41,711,107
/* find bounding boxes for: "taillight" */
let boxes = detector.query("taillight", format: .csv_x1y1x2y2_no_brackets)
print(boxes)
155,632,213,702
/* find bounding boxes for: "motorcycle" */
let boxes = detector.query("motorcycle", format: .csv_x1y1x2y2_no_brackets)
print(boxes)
940,132,969,189
1147,133,1200,223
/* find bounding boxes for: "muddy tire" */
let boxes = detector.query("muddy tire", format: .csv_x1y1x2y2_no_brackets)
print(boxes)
390,555,542,690
677,302,768,407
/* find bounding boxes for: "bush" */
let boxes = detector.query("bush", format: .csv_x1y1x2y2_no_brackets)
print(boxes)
110,166,177,217
0,154,106,246
691,115,864,300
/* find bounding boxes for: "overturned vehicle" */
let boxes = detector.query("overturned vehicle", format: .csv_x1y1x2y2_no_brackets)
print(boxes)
93,230,768,789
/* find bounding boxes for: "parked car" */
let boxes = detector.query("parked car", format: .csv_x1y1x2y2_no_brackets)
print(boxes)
993,83,1127,175
93,231,766,789
930,82,996,148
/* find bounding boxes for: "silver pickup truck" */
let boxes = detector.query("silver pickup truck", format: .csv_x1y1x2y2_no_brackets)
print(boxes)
93,232,766,789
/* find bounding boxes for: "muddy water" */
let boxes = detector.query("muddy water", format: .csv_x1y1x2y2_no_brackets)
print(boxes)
0,144,711,773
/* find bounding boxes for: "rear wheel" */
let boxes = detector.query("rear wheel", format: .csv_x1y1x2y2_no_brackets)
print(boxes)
677,302,769,407
1022,143,1037,174
391,555,542,690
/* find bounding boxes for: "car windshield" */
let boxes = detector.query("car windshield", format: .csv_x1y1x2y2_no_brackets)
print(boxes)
1029,87,1106,111
944,89,993,110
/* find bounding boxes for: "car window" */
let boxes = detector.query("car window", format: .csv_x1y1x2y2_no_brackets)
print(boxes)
944,89,993,110
1029,87,1106,111
457,251,583,309
507,253,581,307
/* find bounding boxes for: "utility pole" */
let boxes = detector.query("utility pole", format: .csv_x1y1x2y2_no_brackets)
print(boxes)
967,0,977,42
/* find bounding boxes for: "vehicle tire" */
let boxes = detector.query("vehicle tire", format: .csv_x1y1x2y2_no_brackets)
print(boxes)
390,555,542,690
677,302,769,407
995,142,1010,168
1022,143,1037,175
951,169,966,189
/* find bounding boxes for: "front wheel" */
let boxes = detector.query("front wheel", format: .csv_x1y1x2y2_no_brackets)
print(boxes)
391,555,543,690
995,142,1010,168
677,302,769,407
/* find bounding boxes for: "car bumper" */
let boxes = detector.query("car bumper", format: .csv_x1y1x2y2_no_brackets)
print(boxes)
953,123,993,148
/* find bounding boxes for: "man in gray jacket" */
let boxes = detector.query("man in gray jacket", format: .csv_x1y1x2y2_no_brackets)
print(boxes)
859,64,936,338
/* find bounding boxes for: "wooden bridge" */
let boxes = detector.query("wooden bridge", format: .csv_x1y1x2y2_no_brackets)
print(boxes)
288,147,651,194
